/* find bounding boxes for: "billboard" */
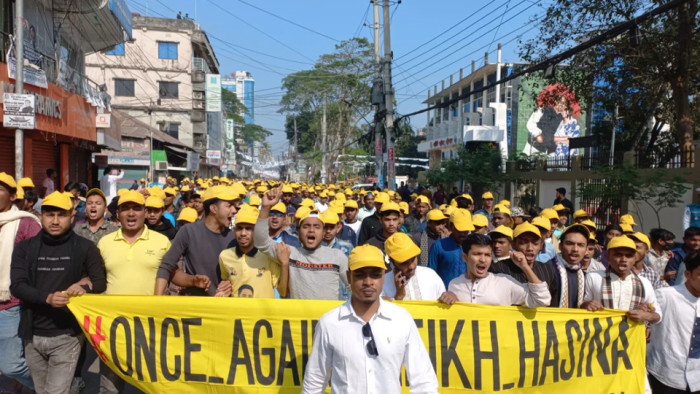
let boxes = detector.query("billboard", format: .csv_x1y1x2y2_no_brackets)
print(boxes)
515,75,587,157
205,74,221,112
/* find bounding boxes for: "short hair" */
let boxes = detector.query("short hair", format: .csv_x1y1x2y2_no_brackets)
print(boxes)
454,196,470,209
103,167,112,176
24,190,38,204
0,180,16,195
684,226,700,239
203,198,221,216
237,284,254,296
181,190,193,203
561,226,589,243
684,251,700,273
64,181,80,193
46,169,55,177
556,187,566,195
379,209,400,218
462,233,492,254
528,206,542,218
650,228,675,244
605,223,623,234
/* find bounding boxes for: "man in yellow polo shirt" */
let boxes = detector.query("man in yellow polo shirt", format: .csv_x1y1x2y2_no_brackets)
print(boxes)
96,190,170,393
217,205,289,298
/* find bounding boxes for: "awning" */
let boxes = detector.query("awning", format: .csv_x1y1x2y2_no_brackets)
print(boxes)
164,145,190,154
111,110,191,149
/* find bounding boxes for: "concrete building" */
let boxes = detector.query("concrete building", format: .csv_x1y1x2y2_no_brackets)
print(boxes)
85,14,221,177
0,0,129,190
222,71,255,124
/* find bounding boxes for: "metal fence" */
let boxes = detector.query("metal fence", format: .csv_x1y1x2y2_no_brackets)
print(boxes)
635,147,695,169
577,178,623,230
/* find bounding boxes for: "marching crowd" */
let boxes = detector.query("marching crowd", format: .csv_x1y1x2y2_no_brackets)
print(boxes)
0,170,698,393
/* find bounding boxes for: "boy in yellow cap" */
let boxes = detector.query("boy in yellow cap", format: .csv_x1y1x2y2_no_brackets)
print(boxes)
302,244,438,393
217,205,289,298
418,209,447,266
73,188,119,244
383,232,446,300
628,232,665,290
11,191,106,394
145,196,178,240
582,236,660,327
366,202,412,252
429,209,474,288
357,192,389,245
474,191,494,218
404,195,430,235
268,202,302,248
320,210,353,257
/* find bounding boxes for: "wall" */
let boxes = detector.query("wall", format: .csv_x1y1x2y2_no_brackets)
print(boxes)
538,179,573,209
627,185,694,240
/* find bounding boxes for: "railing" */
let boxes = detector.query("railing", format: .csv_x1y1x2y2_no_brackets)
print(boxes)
635,147,695,169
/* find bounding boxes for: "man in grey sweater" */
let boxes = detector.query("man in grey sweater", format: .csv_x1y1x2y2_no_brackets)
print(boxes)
255,187,348,300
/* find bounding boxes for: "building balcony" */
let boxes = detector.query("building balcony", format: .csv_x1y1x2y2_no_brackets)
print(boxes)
192,57,210,73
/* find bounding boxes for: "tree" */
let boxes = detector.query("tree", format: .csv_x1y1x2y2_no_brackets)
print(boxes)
222,88,247,125
520,0,699,166
425,144,510,196
393,121,427,180
279,38,374,182
240,123,272,146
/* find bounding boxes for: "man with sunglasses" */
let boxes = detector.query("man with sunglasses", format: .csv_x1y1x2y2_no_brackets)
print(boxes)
268,202,301,247
302,244,438,393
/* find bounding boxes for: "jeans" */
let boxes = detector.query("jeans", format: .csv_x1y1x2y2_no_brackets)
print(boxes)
98,360,126,394
0,306,34,389
24,334,83,394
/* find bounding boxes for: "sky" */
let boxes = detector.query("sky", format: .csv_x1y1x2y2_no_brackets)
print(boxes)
125,0,550,156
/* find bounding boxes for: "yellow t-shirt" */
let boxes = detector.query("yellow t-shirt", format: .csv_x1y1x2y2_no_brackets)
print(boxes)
219,247,281,298
98,227,171,295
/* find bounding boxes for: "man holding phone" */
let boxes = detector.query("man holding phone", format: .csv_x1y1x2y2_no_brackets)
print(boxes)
382,232,446,301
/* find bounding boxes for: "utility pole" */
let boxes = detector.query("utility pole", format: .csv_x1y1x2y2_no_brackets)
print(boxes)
373,0,383,188
382,0,395,191
321,93,327,183
293,117,298,182
14,0,24,180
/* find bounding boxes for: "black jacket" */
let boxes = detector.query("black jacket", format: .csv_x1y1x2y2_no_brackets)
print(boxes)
357,213,381,245
148,219,178,240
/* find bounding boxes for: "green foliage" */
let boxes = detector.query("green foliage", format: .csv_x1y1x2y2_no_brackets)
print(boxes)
393,121,427,180
425,145,509,191
520,0,699,165
240,123,272,145
221,88,247,125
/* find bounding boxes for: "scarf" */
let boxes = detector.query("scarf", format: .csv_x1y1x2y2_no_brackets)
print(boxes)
0,206,41,301
555,253,585,308
419,227,440,266
601,267,646,310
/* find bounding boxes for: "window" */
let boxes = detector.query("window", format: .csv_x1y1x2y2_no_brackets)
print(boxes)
163,123,179,140
158,42,178,59
114,79,135,96
159,82,178,99
106,43,124,56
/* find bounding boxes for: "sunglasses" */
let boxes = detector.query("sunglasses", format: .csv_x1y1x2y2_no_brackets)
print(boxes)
362,323,378,356
270,212,284,217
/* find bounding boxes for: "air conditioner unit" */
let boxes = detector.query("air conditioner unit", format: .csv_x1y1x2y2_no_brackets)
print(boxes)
193,100,205,109
155,161,168,171
193,91,204,100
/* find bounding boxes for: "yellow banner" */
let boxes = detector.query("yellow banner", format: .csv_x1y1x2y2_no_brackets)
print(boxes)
67,295,645,393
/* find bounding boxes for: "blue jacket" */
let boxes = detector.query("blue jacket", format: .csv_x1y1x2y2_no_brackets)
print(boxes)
665,246,687,284
272,230,302,248
428,236,465,289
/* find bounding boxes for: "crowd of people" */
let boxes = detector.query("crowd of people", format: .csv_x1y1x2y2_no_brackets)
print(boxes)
0,170,698,393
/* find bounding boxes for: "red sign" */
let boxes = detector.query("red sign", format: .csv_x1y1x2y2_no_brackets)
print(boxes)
388,147,394,161
375,138,382,155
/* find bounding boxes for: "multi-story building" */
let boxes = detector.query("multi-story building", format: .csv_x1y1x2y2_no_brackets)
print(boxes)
0,0,129,190
222,71,258,177
85,14,221,177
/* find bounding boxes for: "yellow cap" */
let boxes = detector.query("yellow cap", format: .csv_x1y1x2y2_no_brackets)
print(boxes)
298,208,321,224
180,185,191,192
271,202,286,213
256,185,269,194
498,199,511,207
117,188,128,197
588,232,598,243
348,244,387,271
319,191,328,198
385,232,421,263
540,208,558,220
415,195,430,205
118,190,146,206
203,185,239,202
620,223,634,233
300,198,315,209
42,191,73,210
380,201,401,214
177,207,198,223
248,194,261,207
553,203,569,212
628,232,651,249
581,219,597,231
573,209,590,219
490,225,514,239
531,216,551,231
294,206,312,220
472,214,489,228
374,192,390,204
444,205,456,216
0,172,16,189
450,208,475,232
398,201,409,215
320,210,339,225
280,185,293,194
493,204,511,216
235,205,259,225
328,201,344,215
163,187,176,196
620,214,636,226
17,177,34,188
427,209,447,221
344,200,358,209
148,186,166,200
450,198,458,207
145,196,164,209
513,222,542,239
461,193,474,203
16,186,24,199
607,235,637,251
482,191,494,200
334,193,345,201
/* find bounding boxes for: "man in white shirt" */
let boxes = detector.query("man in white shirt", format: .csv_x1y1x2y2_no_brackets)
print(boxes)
357,192,376,222
100,167,125,203
302,244,439,393
647,250,700,393
314,191,329,213
581,235,660,321
438,233,551,307
342,199,362,238
382,232,446,300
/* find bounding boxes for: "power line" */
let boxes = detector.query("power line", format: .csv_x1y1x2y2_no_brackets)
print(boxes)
395,0,690,122
234,0,339,42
